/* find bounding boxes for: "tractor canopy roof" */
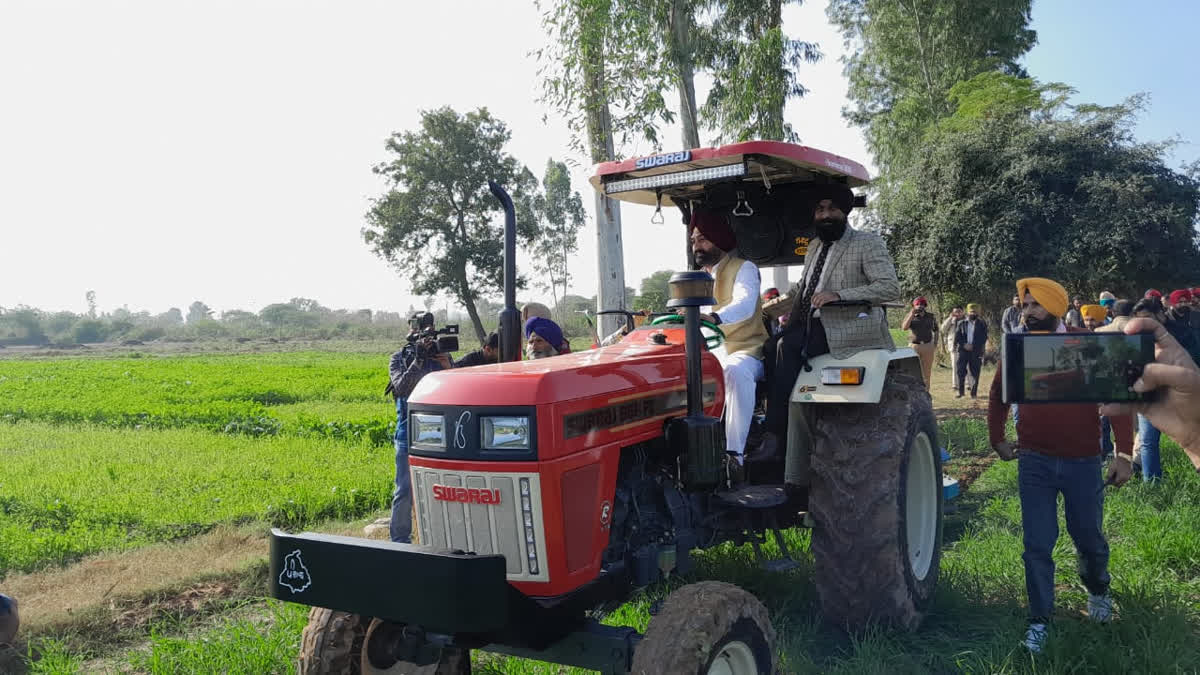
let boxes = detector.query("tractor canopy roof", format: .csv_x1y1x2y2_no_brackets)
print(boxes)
589,141,871,269
589,140,869,208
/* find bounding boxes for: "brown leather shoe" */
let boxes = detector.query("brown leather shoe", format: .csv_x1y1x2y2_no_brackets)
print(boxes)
745,432,781,464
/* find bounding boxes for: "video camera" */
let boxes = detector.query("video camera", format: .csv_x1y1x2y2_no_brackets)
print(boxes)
406,312,460,358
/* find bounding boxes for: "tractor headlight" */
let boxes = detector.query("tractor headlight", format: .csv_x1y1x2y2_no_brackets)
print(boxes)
481,416,530,450
411,413,445,447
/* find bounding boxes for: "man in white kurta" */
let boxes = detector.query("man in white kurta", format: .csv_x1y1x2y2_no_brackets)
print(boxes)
690,212,770,464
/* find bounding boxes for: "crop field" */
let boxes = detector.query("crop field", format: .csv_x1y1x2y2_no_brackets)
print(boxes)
3,350,1200,673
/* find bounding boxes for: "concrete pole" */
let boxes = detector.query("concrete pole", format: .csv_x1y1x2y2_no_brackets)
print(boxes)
595,190,626,338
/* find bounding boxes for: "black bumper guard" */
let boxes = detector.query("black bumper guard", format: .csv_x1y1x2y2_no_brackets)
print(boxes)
269,529,636,664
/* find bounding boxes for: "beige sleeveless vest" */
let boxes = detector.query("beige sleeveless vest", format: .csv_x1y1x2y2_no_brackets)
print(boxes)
713,253,769,359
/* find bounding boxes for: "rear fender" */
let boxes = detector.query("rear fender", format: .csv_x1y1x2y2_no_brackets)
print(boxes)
789,348,921,404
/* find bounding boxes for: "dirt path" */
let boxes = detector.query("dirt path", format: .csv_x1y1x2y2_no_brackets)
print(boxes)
0,519,381,671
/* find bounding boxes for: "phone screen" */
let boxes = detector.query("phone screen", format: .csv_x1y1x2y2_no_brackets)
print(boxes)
1002,332,1156,404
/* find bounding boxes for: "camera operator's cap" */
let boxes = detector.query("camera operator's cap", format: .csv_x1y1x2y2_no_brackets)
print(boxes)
1081,304,1107,322
1168,289,1193,306
1016,277,1068,319
912,296,927,307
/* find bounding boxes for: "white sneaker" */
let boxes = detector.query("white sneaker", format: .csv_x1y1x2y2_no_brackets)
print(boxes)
1023,623,1048,653
1088,592,1113,623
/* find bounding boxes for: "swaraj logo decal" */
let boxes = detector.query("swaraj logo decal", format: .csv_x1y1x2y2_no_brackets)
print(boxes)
433,484,502,505
278,550,312,593
635,150,691,170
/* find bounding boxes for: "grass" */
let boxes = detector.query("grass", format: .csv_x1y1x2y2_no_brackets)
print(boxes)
0,352,400,444
0,423,392,576
124,600,309,674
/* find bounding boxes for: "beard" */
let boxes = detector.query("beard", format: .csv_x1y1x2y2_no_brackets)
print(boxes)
525,343,558,360
1023,313,1058,332
814,216,848,242
693,247,722,267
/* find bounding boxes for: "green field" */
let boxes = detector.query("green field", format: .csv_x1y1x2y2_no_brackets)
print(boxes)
4,350,1200,673
0,352,398,444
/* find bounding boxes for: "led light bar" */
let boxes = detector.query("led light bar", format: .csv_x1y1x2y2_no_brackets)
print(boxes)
605,162,747,194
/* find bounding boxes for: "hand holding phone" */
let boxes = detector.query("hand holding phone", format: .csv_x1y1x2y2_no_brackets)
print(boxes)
1002,331,1157,404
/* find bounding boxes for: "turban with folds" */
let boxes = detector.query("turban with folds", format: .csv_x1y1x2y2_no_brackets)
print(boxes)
1081,304,1107,323
812,183,855,215
1169,289,1193,307
690,208,736,252
524,317,563,349
966,303,981,313
1016,277,1068,319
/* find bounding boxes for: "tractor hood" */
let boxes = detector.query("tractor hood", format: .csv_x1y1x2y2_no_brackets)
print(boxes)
409,327,723,408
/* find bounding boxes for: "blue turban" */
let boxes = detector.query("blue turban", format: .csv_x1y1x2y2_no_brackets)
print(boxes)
524,316,563,348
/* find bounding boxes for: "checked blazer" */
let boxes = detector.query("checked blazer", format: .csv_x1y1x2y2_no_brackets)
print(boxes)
787,226,901,358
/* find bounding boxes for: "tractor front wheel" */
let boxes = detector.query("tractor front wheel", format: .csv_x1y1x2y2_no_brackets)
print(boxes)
631,581,775,675
297,607,371,675
360,618,471,675
808,368,942,630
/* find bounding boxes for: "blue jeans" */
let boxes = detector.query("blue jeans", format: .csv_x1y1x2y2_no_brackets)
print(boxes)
1099,416,1113,458
390,397,413,543
1018,451,1111,623
1137,414,1162,481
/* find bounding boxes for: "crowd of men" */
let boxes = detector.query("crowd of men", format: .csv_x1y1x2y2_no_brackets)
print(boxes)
381,185,1200,654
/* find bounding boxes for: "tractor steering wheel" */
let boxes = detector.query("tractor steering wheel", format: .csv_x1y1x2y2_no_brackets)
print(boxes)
649,313,726,350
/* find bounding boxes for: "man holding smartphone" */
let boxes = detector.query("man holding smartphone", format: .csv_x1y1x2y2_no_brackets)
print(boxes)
987,277,1134,653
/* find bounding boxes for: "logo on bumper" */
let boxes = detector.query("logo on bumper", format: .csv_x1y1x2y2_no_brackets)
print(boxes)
432,484,502,505
278,550,312,593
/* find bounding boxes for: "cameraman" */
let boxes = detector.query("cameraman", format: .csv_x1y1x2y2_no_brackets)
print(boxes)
385,312,452,544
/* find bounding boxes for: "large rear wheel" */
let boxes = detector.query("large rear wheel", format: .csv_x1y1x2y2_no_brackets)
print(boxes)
631,581,775,675
808,367,942,630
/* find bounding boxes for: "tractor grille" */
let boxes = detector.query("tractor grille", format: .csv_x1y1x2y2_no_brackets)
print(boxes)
411,467,548,582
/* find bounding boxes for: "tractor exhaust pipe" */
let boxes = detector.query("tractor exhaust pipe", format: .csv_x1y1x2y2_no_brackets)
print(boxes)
489,181,521,363
665,271,725,490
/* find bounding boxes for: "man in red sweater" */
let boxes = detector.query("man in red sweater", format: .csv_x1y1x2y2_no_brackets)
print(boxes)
988,277,1134,653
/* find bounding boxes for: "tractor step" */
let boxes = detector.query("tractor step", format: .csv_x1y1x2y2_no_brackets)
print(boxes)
716,484,787,508
762,558,801,573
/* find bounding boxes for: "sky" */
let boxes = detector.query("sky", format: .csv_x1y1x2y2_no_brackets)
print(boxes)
2,0,1196,318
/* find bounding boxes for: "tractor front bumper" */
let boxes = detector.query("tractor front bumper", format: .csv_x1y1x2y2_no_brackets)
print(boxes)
268,529,510,635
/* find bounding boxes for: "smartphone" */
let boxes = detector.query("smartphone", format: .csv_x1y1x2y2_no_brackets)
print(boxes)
1002,332,1156,404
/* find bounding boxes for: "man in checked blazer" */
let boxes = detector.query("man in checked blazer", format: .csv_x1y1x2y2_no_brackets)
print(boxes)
749,183,901,464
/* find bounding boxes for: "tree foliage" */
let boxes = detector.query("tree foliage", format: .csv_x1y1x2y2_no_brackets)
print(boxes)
186,301,213,323
698,0,821,142
532,159,587,315
634,269,675,311
880,93,1200,312
536,0,676,156
829,0,1036,170
363,107,539,342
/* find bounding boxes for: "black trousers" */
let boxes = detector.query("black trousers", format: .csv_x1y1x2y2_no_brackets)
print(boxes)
956,349,983,395
764,318,829,436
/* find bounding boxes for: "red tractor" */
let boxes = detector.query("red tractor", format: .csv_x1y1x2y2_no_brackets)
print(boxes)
272,141,942,674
